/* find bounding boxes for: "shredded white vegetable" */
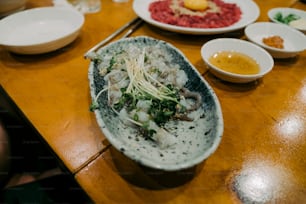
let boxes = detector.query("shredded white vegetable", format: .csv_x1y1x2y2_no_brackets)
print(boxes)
124,49,178,102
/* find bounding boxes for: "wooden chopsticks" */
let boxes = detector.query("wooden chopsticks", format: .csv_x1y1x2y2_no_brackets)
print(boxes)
84,17,143,59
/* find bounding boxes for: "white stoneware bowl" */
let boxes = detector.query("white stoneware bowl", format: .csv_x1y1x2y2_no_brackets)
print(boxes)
268,7,306,34
0,7,84,54
88,36,224,171
245,22,306,59
201,38,274,83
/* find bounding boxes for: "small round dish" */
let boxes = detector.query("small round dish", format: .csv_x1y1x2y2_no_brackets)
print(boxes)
201,38,274,83
0,7,84,54
245,22,306,59
268,7,306,34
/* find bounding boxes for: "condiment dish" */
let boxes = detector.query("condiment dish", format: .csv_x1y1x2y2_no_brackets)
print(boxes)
268,7,306,34
0,7,84,54
245,22,306,59
201,38,274,83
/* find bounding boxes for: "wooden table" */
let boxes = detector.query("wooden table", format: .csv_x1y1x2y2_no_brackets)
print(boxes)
1,0,305,203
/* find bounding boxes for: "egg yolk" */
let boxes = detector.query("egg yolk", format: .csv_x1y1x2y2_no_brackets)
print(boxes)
184,0,208,11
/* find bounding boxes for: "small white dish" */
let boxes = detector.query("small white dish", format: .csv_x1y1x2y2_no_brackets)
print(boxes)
245,22,306,59
0,7,84,54
268,7,306,34
201,38,274,83
133,0,260,35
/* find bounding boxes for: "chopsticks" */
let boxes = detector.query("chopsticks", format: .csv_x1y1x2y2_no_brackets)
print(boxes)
84,17,143,59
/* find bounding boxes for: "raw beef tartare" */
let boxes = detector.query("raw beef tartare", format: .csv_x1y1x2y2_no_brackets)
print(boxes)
149,0,242,28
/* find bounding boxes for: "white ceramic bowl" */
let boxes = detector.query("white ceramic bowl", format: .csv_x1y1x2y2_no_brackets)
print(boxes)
0,0,27,17
201,38,274,83
245,22,306,59
89,36,224,171
0,7,84,54
268,7,306,34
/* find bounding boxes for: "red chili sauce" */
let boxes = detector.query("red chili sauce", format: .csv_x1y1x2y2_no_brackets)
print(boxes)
149,0,242,28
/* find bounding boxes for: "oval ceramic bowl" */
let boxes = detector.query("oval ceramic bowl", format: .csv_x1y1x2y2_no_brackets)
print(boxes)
268,7,306,34
88,36,224,171
0,7,84,54
245,22,306,59
201,38,274,83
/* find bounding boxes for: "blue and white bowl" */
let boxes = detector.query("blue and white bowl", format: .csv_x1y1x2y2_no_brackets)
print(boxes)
88,36,224,171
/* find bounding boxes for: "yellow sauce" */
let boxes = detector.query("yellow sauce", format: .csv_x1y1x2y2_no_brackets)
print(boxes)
209,51,260,75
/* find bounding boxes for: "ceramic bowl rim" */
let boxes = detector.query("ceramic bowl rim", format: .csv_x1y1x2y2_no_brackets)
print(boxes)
245,22,306,54
267,7,306,33
201,38,274,80
0,6,84,47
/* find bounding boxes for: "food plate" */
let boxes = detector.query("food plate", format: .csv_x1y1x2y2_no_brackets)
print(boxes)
133,0,260,35
0,7,84,54
88,36,223,171
245,22,306,58
268,7,306,34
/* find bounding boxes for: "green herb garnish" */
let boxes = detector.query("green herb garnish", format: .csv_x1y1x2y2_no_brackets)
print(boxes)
274,12,300,24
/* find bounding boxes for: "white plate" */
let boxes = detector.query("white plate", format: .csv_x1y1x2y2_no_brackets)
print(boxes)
268,7,306,34
245,22,306,58
133,0,260,35
0,7,84,54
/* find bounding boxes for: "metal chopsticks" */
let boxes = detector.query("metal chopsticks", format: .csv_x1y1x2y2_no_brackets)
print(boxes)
84,17,143,59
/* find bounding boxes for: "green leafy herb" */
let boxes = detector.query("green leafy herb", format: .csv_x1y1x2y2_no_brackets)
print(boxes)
148,98,177,125
274,12,300,24
89,102,99,112
107,56,116,72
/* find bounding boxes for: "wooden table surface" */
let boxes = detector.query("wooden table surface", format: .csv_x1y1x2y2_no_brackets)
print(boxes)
0,0,305,203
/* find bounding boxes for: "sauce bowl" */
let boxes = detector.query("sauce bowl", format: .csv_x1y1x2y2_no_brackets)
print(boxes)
201,38,274,83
